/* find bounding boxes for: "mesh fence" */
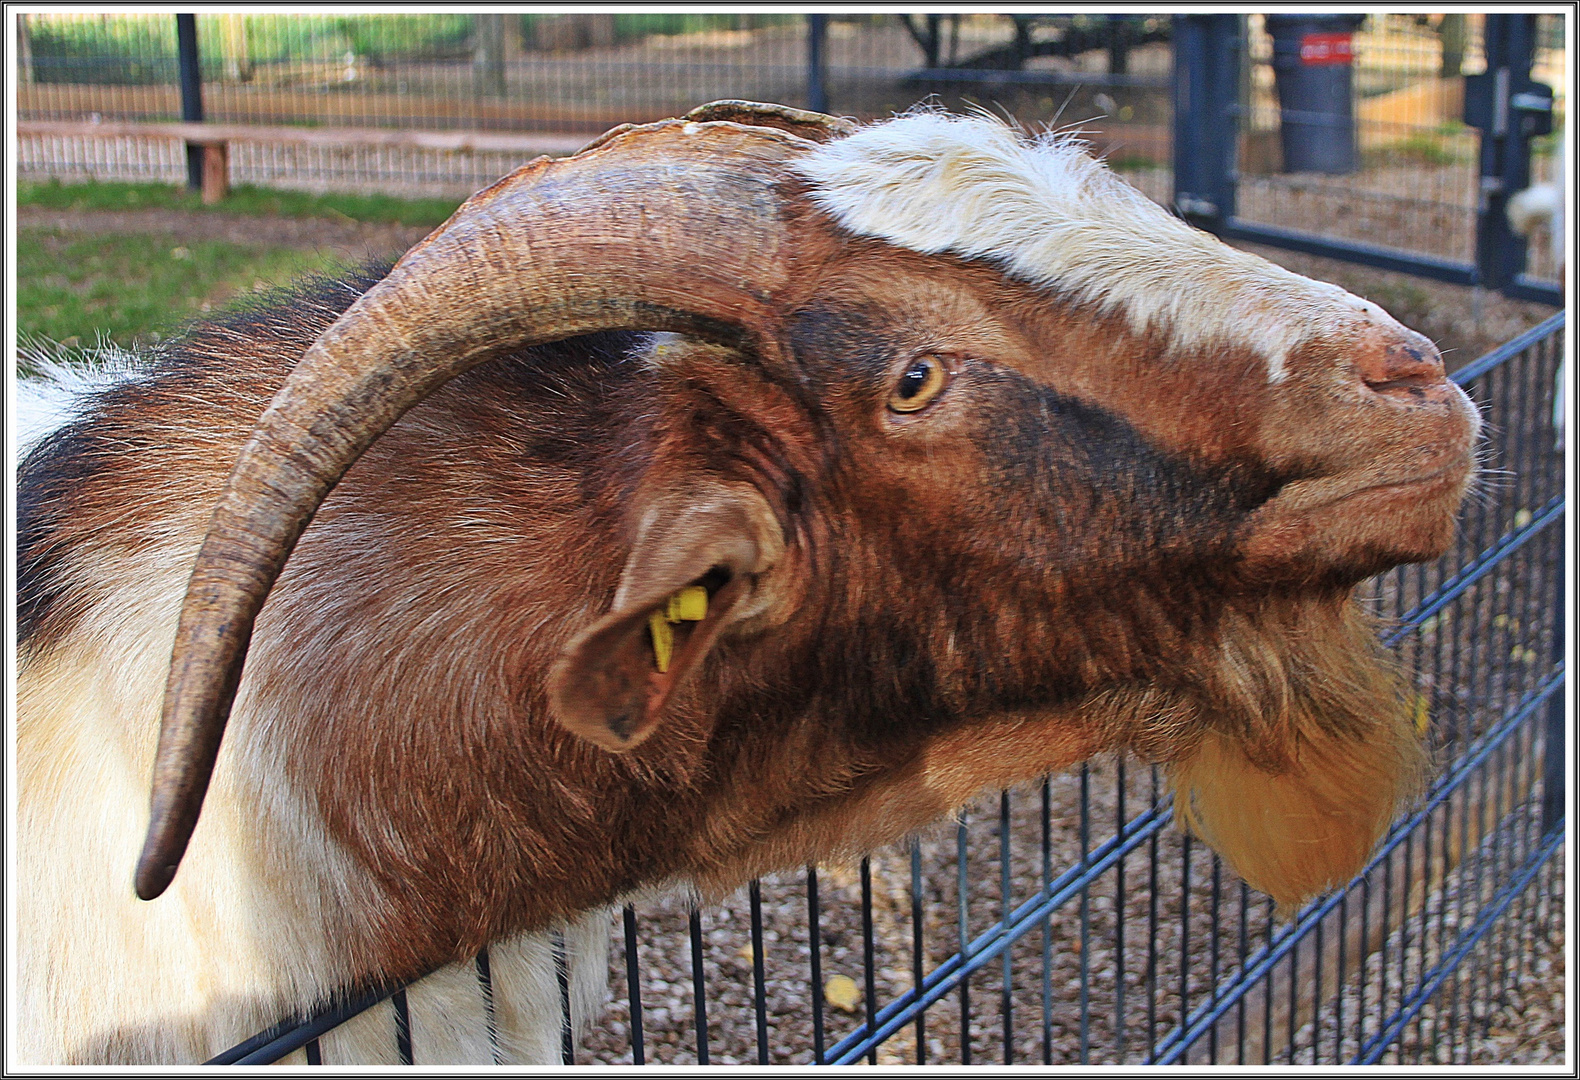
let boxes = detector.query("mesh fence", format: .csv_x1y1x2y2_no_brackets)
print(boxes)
16,13,1171,199
16,13,1562,277
1234,12,1565,284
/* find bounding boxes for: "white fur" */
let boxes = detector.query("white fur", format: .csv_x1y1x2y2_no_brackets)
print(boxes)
1507,124,1566,270
16,483,611,1064
14,344,148,458
794,111,1392,382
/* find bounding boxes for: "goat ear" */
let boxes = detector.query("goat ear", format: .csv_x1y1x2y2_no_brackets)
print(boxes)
548,485,783,752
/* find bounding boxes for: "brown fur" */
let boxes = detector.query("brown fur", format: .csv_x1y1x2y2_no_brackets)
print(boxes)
20,179,1477,1049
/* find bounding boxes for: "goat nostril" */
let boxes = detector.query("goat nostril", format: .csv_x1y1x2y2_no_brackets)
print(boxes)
1357,336,1446,399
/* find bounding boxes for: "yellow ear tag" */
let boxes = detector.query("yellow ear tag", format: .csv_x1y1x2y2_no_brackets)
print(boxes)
648,585,709,672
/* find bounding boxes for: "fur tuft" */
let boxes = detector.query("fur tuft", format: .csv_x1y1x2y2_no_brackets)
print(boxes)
1165,598,1428,912
15,337,149,458
795,110,1391,381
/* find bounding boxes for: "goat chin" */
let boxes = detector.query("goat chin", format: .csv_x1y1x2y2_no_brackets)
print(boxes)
1163,597,1426,914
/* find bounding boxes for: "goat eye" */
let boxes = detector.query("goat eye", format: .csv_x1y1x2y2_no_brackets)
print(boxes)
888,356,948,413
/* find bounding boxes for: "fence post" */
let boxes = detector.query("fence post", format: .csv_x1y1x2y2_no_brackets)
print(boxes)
17,12,33,84
474,13,509,97
176,13,204,192
807,15,829,114
1170,14,1240,233
1465,13,1554,293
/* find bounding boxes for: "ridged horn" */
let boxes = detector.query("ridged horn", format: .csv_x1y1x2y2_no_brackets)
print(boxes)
136,116,827,901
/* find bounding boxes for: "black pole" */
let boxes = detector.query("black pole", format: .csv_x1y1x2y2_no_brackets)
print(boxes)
177,14,204,191
1171,14,1241,233
1466,14,1554,293
807,14,828,114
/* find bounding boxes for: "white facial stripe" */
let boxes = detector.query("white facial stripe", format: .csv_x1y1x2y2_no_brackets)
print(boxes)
793,112,1384,382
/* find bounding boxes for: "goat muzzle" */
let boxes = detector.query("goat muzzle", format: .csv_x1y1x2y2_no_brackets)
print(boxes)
1237,325,1480,584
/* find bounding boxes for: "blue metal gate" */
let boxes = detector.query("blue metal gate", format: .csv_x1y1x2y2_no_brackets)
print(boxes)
1174,13,1562,308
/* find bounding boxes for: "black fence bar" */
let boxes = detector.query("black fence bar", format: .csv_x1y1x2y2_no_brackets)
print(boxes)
859,859,877,1066
748,880,769,1064
392,989,413,1065
475,947,499,1065
174,12,202,190
687,909,709,1065
622,906,645,1065
1541,550,1566,835
554,931,572,1065
910,840,927,1064
807,866,825,1064
1219,221,1480,286
806,14,828,115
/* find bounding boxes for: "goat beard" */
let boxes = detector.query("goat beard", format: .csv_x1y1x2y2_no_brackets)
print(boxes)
1096,591,1427,913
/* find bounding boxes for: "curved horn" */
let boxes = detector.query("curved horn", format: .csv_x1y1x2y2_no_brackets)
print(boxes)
136,117,825,900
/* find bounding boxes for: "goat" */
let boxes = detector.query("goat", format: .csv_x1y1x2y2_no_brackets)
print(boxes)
1506,121,1567,449
16,101,1481,1064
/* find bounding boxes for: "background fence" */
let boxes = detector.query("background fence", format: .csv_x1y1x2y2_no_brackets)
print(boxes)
1173,12,1565,307
16,13,1171,200
213,317,1566,1067
17,12,1565,295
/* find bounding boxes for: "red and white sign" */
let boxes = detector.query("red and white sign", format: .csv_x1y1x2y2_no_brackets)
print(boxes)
1299,32,1353,66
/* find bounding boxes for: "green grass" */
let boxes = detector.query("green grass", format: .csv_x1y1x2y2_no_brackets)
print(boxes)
17,229,348,351
17,179,461,357
1363,121,1476,169
18,178,461,228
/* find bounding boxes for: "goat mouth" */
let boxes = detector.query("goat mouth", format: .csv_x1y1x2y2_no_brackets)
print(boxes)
1329,459,1471,507
1237,451,1474,576
1270,453,1473,517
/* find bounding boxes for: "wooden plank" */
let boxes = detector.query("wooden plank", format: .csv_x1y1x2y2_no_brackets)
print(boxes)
19,82,650,132
201,143,229,204
16,118,589,157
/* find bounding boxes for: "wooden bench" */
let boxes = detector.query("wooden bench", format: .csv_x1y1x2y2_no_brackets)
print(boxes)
17,119,590,203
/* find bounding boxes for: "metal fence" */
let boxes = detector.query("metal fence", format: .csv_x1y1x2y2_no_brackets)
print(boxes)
1174,12,1565,306
209,313,1566,1066
16,13,1171,199
17,13,1563,294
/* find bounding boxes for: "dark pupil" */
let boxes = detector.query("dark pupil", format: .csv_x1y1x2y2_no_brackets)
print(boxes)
897,361,931,399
